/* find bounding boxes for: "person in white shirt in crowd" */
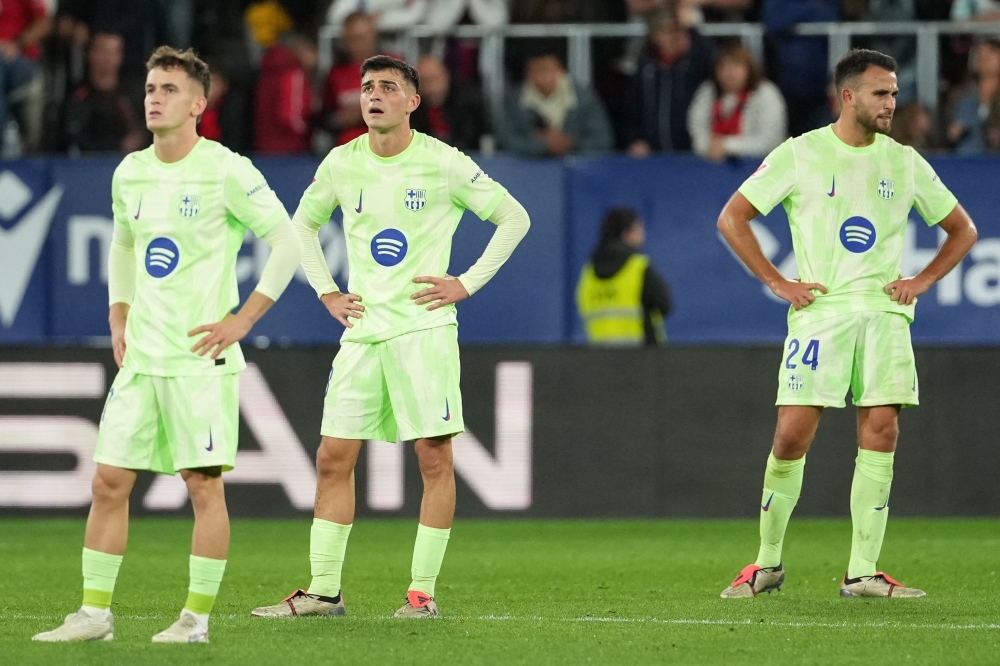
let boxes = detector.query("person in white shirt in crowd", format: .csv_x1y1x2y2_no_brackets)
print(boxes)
687,45,787,162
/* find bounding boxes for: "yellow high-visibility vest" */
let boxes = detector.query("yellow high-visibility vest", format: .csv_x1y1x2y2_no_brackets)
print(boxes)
577,254,649,345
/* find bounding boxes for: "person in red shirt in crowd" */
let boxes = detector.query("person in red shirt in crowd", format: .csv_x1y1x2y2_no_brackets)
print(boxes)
0,0,50,147
321,11,386,146
254,32,319,153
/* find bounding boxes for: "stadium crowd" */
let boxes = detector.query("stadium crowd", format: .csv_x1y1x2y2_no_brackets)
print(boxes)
2,0,999,158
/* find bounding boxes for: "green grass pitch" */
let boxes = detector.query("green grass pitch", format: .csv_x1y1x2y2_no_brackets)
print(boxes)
2,518,997,665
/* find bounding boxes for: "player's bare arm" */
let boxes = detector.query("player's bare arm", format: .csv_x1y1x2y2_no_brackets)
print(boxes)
411,276,470,311
884,204,977,305
188,213,303,358
189,290,274,358
321,291,366,327
717,191,828,310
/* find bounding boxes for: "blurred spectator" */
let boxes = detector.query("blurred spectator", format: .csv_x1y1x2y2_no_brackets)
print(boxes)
328,0,428,31
246,0,294,49
687,45,786,162
511,0,621,22
627,10,714,156
63,31,146,154
60,1,168,87
626,0,754,26
889,101,932,152
409,55,487,151
198,65,252,153
153,0,193,49
847,0,918,103
322,11,384,146
948,38,1000,155
986,95,1000,151
424,0,509,29
255,32,318,153
0,0,50,152
952,0,1000,21
577,208,672,347
761,0,840,138
500,54,613,157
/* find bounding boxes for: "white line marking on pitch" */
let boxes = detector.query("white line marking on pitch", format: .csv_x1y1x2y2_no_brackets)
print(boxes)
5,614,997,631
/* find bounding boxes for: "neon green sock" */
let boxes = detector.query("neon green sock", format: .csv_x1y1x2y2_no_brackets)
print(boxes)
308,519,352,598
409,524,451,597
184,555,227,615
848,448,894,579
755,452,805,569
81,548,123,610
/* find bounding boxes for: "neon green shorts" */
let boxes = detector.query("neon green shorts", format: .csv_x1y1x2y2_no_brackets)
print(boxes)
321,324,464,442
776,311,918,408
95,368,239,474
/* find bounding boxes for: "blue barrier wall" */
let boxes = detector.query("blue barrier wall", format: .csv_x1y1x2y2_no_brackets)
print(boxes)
1,155,998,345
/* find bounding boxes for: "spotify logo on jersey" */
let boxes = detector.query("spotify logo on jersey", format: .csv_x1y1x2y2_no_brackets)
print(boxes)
145,237,180,277
839,217,877,253
371,229,408,267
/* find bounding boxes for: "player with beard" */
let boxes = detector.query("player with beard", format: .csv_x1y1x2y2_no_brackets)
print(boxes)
716,49,977,598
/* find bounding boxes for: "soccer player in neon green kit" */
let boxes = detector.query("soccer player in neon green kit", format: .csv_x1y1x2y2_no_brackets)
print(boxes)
33,47,302,643
717,49,977,599
251,55,530,619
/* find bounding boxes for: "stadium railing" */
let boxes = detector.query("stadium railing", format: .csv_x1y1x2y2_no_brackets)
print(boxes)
318,21,1000,130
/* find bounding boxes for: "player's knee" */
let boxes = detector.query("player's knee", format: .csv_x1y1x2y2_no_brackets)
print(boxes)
182,469,224,505
416,448,453,482
316,443,353,482
862,416,899,451
91,468,130,504
772,424,811,459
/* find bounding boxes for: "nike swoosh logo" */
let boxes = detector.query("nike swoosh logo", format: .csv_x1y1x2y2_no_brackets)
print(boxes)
134,194,142,220
206,428,213,452
442,399,451,422
355,190,363,214
762,492,774,512
827,177,836,197
874,493,889,511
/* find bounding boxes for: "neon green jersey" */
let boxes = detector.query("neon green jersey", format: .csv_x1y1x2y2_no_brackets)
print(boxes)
739,125,958,323
112,138,288,376
299,130,507,343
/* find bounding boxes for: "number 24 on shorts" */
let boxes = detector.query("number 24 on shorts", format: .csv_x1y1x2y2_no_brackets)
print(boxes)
785,339,820,370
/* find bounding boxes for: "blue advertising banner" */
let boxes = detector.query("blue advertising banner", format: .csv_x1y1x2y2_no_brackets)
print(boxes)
0,160,54,343
0,154,997,345
567,155,1000,344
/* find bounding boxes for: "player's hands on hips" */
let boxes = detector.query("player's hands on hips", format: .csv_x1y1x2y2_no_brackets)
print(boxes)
188,313,253,359
769,278,828,310
884,276,930,306
321,291,364,328
109,303,129,369
412,275,469,311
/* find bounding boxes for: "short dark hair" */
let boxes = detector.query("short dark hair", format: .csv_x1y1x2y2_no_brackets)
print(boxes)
146,45,211,98
360,55,419,93
834,48,898,90
600,208,641,243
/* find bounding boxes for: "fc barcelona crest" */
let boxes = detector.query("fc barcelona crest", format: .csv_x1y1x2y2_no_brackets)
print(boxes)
179,195,201,218
877,179,894,200
404,188,426,212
